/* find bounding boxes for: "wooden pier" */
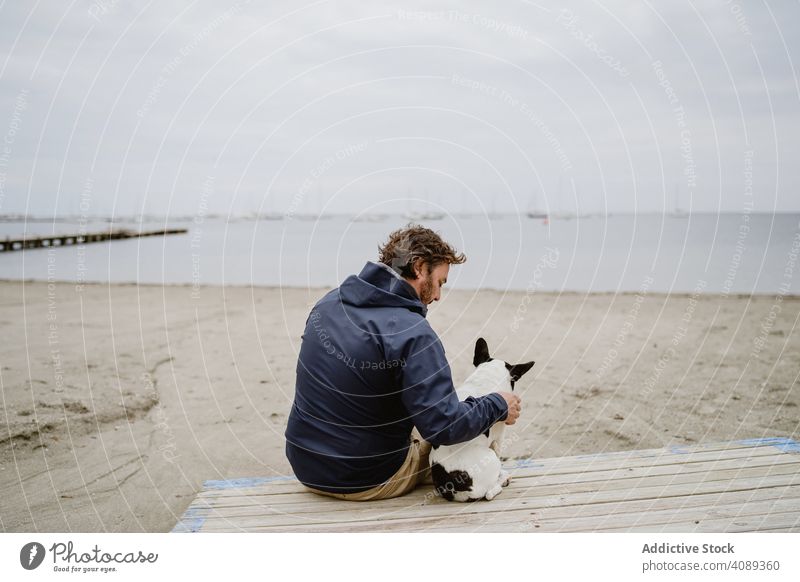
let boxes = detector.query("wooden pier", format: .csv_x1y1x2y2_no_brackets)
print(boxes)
173,437,800,533
0,228,187,252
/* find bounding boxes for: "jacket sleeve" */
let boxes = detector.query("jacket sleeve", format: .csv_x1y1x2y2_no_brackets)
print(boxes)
390,326,508,447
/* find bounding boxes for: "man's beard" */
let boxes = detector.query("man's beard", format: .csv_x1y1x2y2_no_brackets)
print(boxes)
419,275,434,304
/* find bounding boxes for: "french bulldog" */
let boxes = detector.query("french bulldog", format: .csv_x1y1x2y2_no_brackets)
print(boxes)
429,338,534,502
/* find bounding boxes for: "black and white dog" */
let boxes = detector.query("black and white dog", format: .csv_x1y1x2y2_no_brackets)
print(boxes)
429,338,534,502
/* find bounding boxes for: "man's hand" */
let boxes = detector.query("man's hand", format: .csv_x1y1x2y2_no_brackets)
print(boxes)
497,391,522,425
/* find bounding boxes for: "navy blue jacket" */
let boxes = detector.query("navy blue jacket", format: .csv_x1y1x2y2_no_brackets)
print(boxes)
285,261,508,493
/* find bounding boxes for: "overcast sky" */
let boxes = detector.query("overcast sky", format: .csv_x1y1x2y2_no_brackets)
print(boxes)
0,0,798,218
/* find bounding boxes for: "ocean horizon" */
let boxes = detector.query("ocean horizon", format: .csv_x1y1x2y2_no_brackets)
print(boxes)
1,213,798,295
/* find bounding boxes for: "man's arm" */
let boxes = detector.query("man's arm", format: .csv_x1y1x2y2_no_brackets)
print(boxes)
391,327,508,447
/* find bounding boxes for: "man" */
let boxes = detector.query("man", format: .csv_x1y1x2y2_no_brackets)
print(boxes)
285,224,522,501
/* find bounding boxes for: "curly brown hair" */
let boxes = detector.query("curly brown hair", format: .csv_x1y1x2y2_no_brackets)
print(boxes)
377,224,466,280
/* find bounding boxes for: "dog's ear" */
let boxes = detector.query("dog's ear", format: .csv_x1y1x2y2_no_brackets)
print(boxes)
473,337,491,367
506,361,535,381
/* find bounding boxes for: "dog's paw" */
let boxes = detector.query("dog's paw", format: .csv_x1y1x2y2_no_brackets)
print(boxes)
501,471,511,487
485,484,504,500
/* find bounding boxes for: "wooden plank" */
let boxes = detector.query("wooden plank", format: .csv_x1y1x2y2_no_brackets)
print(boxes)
509,437,798,467
197,448,798,505
507,443,795,478
359,496,800,534
189,473,800,531
506,454,800,490
196,458,800,512
200,482,800,523
189,473,791,515
604,510,800,533
197,442,796,501
487,497,800,533
197,483,800,527
373,487,800,533
174,437,800,533
189,486,800,531
197,505,800,534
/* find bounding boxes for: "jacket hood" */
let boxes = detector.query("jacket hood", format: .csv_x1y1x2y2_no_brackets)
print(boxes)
338,261,427,317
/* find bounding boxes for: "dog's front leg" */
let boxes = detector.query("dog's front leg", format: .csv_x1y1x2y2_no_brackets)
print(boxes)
488,424,505,456
489,425,512,486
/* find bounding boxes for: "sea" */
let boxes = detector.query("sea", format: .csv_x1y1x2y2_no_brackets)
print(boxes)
1,213,798,295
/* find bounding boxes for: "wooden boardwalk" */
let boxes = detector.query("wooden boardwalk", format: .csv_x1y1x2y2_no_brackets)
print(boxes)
0,228,187,252
173,437,800,533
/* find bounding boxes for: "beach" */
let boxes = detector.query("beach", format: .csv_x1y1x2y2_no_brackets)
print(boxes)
1,279,798,532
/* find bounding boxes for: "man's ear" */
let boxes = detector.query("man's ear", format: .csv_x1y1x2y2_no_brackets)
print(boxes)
506,361,535,381
473,337,492,367
411,258,426,279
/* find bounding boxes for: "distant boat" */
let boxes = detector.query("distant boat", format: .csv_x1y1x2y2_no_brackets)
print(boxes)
245,191,284,221
403,188,443,221
293,186,333,220
547,176,578,220
237,209,282,221
526,189,548,219
351,213,388,223
424,188,445,220
671,182,689,217
0,213,29,221
457,188,472,218
482,194,502,220
403,210,444,221
296,212,324,221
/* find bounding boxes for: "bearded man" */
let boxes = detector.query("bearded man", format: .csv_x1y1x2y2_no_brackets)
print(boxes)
285,224,521,500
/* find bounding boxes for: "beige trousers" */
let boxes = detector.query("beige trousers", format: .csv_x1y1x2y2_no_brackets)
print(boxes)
304,428,433,501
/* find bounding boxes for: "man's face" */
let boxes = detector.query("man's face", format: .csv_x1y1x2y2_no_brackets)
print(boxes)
413,261,449,305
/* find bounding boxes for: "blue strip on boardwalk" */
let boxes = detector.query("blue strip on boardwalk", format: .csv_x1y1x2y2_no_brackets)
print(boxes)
506,437,800,470
203,475,297,490
171,504,210,533
734,437,799,451
670,437,799,454
506,459,544,469
772,440,800,453
172,476,298,532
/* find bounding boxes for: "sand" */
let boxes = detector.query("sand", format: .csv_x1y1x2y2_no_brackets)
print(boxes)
1,280,798,532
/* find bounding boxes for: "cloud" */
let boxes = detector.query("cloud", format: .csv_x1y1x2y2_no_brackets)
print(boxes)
0,0,798,217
